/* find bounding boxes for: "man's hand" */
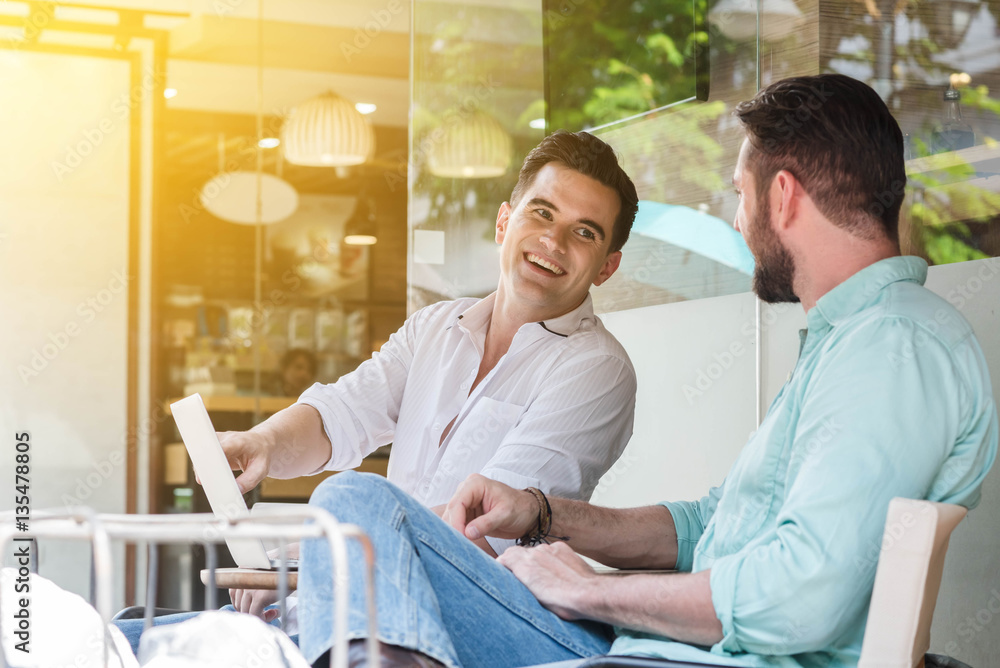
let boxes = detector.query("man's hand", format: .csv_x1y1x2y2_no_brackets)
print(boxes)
498,542,596,620
217,429,275,494
442,473,539,541
228,544,299,622
229,587,281,622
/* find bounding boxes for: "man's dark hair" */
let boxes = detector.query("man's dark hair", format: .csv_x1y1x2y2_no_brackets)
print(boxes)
734,74,905,243
510,130,638,253
281,347,317,376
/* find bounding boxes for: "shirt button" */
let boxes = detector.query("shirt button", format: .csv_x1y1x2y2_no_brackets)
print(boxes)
433,422,440,430
461,383,469,390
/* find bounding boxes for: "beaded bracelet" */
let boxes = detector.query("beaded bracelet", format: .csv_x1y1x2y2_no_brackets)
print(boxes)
516,487,569,547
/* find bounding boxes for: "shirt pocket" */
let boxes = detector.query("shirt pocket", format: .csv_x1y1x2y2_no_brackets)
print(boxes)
436,397,524,482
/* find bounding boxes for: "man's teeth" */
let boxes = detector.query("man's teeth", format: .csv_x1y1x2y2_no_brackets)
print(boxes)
527,253,565,275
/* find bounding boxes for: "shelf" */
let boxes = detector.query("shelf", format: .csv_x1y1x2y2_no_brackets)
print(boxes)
164,395,297,415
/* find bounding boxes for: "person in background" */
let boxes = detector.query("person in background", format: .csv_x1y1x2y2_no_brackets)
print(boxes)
277,348,318,397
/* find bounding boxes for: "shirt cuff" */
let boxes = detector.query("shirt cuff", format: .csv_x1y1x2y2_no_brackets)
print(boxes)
658,501,701,573
708,554,743,655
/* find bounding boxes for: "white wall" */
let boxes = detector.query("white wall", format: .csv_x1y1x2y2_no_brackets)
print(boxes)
593,291,758,507
596,256,1000,665
0,49,133,608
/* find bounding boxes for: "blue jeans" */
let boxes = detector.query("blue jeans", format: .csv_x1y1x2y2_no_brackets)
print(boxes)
299,471,614,667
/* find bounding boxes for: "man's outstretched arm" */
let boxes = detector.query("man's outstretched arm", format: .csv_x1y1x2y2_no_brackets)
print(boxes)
218,404,332,494
442,474,722,644
443,473,678,569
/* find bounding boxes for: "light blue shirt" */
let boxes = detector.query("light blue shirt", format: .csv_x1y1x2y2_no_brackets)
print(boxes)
611,257,998,667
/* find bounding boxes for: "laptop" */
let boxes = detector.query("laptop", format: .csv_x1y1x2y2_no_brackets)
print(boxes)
171,393,298,570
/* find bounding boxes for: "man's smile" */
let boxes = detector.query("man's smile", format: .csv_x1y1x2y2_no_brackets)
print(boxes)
524,252,566,276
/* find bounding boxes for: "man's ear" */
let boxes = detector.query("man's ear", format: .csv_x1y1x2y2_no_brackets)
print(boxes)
495,202,511,245
593,250,622,287
771,170,799,232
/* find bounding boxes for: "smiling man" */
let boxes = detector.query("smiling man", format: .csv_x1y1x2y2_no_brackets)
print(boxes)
296,74,997,668
116,132,639,654
207,131,639,612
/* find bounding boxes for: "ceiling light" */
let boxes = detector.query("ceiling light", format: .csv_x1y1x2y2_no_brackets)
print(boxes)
258,137,280,149
708,0,804,42
199,172,298,225
428,109,513,179
281,91,375,167
163,88,178,99
529,118,546,130
355,102,377,115
343,197,378,245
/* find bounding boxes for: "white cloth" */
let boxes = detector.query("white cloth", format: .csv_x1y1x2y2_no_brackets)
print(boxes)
0,567,138,668
297,292,636,551
137,610,309,668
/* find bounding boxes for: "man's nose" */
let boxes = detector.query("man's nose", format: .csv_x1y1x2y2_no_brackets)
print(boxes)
539,227,567,253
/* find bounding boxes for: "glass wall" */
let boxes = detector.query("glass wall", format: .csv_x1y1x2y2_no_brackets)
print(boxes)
0,0,410,609
822,0,1000,265
411,0,1000,317
409,0,545,312
409,0,765,314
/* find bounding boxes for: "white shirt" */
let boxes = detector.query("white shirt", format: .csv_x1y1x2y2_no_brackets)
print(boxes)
297,292,636,549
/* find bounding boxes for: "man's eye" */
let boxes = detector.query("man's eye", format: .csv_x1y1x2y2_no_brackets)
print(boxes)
576,228,596,240
534,209,552,220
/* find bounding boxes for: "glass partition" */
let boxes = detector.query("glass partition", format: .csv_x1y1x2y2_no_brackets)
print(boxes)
410,0,762,315
821,1,1000,265
408,0,545,312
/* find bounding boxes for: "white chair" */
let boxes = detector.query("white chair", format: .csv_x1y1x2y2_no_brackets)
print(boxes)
858,498,968,668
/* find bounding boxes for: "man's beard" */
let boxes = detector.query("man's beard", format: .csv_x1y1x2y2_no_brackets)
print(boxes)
748,198,799,304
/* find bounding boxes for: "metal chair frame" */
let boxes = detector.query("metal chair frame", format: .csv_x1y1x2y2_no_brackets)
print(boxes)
0,506,379,668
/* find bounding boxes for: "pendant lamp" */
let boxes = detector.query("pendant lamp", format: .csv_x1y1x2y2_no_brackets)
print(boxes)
708,0,805,42
428,109,512,179
281,91,376,167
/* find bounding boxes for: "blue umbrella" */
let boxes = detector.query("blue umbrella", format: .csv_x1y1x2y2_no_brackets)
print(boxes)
632,200,755,275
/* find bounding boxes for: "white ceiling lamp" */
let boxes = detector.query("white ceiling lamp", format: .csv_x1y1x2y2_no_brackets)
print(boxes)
281,91,376,167
199,172,299,225
428,109,513,179
198,134,299,225
708,0,805,43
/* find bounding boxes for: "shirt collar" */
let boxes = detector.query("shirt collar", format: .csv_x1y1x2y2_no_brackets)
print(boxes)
456,292,496,336
456,292,596,338
537,293,595,337
809,256,928,331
